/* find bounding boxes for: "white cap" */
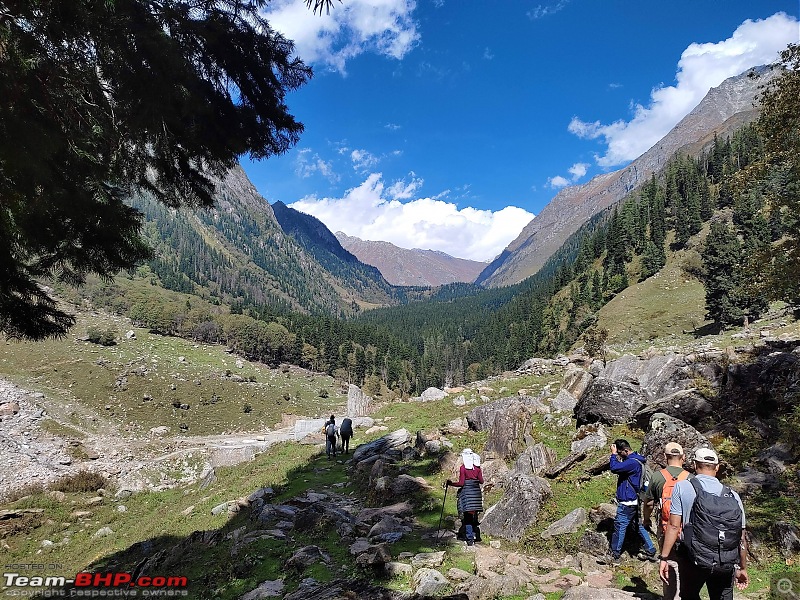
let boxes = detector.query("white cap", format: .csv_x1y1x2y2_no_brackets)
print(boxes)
461,448,474,469
472,452,481,468
694,447,719,464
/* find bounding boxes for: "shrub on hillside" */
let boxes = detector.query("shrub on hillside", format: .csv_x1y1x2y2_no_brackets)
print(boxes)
49,471,107,493
86,325,117,346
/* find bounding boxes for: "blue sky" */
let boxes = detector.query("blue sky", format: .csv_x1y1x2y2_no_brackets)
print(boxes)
242,0,799,262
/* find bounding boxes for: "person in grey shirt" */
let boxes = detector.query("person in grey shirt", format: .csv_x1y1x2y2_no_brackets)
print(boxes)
659,448,748,600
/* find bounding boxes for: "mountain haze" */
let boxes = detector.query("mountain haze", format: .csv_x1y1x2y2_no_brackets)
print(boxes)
476,66,776,288
335,232,486,286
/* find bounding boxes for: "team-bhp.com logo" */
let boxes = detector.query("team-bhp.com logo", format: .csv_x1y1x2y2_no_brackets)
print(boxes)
3,571,188,597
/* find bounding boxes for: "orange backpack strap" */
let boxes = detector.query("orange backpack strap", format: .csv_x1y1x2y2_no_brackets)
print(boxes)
659,468,688,533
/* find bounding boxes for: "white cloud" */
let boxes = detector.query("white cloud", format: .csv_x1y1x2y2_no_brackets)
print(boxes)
548,162,590,189
262,0,420,73
483,47,495,60
288,173,534,261
527,0,569,20
350,149,380,171
569,12,799,167
295,149,339,182
386,173,423,199
568,162,590,180
385,123,402,130
548,175,570,189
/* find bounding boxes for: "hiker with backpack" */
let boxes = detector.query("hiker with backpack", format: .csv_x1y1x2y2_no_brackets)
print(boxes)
339,417,353,454
445,448,484,546
659,448,748,600
643,442,692,600
608,439,658,564
323,415,338,459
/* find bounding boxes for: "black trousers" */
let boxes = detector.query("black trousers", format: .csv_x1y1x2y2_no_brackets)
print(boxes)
679,562,734,600
457,512,481,541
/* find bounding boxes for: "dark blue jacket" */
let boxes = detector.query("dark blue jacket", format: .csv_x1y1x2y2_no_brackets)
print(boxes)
609,451,646,502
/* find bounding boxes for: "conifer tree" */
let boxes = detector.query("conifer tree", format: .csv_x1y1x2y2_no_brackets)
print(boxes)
0,0,316,339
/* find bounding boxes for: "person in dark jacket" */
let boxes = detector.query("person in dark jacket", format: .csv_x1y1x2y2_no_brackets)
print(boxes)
339,417,353,454
446,449,484,546
323,415,338,459
608,439,657,563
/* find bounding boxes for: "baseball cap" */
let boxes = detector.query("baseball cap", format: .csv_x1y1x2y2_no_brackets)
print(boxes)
664,442,684,456
694,447,719,464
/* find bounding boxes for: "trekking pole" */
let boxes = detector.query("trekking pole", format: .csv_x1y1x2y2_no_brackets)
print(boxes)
436,481,449,544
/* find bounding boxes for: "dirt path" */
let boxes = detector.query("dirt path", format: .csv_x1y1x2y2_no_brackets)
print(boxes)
0,378,307,499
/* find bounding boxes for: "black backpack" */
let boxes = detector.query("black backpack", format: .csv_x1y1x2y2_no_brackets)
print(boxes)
683,478,743,574
630,457,653,503
340,418,353,437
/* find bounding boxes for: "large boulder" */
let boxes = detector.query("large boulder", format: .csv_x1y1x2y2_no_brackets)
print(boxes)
551,389,579,413
420,387,448,402
570,424,607,454
633,388,714,429
467,395,547,431
352,429,412,463
574,377,647,426
484,402,533,460
347,384,372,417
541,507,587,538
562,365,593,400
480,474,551,541
602,353,692,398
640,413,712,469
513,443,557,477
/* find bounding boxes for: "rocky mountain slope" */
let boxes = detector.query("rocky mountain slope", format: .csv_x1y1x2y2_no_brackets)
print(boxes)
336,232,486,287
271,202,397,305
476,66,776,288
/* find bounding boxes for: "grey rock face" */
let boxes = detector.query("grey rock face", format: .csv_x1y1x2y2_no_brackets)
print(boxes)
352,429,412,462
480,474,552,541
772,522,800,556
574,377,647,426
347,384,372,417
541,507,587,538
513,443,557,477
467,395,547,431
484,402,534,460
412,568,449,597
640,413,712,470
633,389,713,429
552,388,579,413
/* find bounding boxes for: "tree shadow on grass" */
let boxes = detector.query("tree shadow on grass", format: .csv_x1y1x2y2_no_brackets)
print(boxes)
36,445,468,600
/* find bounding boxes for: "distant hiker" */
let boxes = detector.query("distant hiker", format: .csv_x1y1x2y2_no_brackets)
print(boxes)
324,415,338,459
446,448,484,546
659,448,748,600
608,439,657,564
339,417,353,454
643,442,692,600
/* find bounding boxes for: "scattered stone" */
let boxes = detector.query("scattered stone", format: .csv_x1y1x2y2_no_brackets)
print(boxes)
411,551,446,568
541,507,587,538
93,527,113,538
240,579,285,600
384,562,413,577
412,568,449,597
